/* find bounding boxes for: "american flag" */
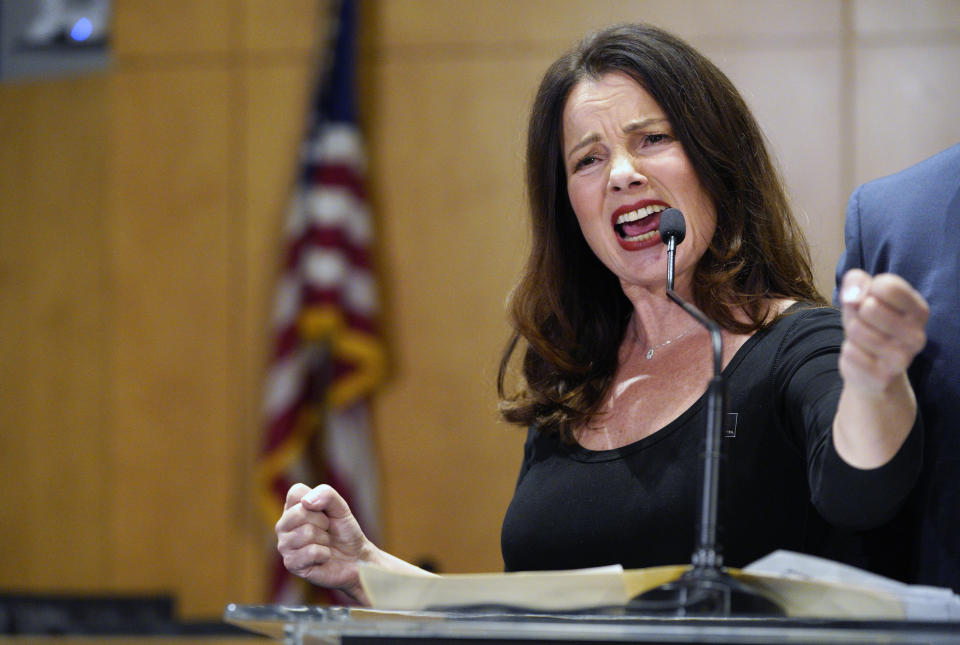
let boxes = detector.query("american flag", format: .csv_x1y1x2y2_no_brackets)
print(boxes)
257,0,386,604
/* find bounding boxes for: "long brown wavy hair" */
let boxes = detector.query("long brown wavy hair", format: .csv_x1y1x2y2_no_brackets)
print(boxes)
497,23,825,439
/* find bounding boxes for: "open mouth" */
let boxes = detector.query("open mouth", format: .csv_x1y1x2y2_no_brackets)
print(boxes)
614,203,667,243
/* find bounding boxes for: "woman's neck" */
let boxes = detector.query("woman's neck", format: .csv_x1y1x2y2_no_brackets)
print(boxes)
620,280,697,348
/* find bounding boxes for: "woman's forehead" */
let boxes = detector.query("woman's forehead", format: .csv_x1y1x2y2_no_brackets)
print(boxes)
562,73,665,143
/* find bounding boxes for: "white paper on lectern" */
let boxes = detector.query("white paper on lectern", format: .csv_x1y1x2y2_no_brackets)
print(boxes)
744,550,960,620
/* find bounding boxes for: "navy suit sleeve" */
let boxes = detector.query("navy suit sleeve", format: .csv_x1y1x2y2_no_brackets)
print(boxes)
834,185,865,305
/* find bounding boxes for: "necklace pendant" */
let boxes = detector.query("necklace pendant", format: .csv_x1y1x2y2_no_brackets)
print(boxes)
645,348,655,360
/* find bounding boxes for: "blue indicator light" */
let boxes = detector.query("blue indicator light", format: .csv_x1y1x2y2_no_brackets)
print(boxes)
70,18,94,42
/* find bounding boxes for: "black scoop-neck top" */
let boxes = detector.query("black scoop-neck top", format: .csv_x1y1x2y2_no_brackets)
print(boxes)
501,305,922,572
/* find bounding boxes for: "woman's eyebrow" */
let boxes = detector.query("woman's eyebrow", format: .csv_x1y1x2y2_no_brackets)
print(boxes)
566,133,600,161
623,117,669,134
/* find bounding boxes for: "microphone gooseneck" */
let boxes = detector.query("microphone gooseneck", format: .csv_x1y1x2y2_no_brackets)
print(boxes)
625,209,783,617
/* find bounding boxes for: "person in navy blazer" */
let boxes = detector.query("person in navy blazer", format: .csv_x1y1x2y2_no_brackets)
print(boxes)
835,142,960,593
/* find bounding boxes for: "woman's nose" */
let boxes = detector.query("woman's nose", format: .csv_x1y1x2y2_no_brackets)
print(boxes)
607,152,646,192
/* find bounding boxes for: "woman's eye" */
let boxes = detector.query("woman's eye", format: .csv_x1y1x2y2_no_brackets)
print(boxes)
644,133,670,145
575,155,598,170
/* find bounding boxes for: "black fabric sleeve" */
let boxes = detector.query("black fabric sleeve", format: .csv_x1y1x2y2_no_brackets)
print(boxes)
775,307,923,530
513,426,537,489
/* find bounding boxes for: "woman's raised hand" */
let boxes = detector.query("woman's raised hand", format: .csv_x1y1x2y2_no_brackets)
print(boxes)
838,268,929,393
833,268,929,468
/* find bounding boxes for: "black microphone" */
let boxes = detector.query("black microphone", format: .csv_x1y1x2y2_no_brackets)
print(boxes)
626,209,783,616
659,208,685,290
659,207,686,243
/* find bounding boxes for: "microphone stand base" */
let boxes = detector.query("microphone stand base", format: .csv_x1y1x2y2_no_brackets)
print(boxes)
626,566,785,617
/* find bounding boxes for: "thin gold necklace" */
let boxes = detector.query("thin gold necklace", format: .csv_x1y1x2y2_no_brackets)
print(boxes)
643,324,697,360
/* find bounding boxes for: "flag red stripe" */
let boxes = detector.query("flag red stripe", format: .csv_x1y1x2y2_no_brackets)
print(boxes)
306,163,367,200
285,228,374,271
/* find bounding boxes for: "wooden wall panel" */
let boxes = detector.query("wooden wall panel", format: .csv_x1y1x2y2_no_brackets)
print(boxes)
234,60,318,602
713,44,845,298
241,0,325,53
851,0,960,184
106,67,236,616
374,0,841,49
366,53,542,572
0,77,111,589
112,0,234,56
0,0,326,619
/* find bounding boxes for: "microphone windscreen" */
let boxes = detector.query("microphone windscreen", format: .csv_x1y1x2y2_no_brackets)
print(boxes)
659,208,686,244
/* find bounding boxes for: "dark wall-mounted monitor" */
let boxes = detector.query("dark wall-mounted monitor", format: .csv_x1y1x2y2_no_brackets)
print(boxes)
0,0,111,82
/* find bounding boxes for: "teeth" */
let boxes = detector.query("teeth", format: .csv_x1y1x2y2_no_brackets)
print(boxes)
622,230,658,243
616,204,666,225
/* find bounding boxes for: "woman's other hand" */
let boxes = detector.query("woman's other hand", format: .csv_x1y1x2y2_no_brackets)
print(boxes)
275,483,373,605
